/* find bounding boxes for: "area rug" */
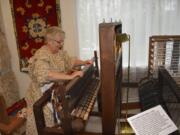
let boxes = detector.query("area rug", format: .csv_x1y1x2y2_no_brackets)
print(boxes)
10,0,61,72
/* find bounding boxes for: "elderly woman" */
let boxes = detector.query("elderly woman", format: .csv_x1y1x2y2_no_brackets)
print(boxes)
25,26,92,135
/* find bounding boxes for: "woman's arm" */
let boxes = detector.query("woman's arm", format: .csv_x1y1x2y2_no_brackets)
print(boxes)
72,59,93,67
47,70,84,81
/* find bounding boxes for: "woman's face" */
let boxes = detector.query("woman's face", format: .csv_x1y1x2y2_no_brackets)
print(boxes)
48,33,64,54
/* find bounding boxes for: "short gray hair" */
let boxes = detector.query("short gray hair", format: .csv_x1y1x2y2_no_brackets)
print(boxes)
44,26,65,42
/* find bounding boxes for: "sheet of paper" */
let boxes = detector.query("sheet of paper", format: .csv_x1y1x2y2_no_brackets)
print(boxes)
127,105,178,135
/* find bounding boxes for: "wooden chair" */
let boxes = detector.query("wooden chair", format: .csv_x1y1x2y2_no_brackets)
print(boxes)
0,94,26,135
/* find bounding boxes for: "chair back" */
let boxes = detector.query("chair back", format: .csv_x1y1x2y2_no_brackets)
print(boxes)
0,93,10,124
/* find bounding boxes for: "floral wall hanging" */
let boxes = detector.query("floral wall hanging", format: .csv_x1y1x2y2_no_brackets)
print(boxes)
10,0,61,72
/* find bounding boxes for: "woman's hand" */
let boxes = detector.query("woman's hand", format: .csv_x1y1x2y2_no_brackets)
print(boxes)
84,59,93,65
73,59,93,67
71,70,84,79
48,70,83,81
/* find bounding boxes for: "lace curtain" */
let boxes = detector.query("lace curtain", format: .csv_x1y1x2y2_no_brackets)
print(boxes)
76,0,180,81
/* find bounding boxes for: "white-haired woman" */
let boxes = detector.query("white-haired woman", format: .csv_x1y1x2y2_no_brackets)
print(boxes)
25,26,92,135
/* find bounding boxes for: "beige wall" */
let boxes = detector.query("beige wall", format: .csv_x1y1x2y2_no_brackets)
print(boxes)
0,0,78,98
0,2,4,32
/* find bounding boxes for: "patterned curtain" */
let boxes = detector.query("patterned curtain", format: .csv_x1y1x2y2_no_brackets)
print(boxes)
0,31,20,107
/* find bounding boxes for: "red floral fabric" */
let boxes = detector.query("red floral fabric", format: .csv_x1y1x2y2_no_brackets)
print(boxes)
10,0,61,72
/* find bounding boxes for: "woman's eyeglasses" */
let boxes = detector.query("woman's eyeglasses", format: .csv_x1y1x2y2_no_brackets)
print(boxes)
50,38,64,45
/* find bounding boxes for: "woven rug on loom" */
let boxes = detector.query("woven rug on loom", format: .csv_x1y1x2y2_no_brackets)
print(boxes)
10,0,61,72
